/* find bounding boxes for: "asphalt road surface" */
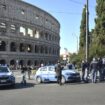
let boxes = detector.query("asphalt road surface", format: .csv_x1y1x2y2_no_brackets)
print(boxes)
0,75,105,105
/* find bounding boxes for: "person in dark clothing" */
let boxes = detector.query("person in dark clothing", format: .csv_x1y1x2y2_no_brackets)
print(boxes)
55,61,63,85
90,58,98,83
27,66,32,80
81,60,87,82
21,65,27,85
97,58,103,81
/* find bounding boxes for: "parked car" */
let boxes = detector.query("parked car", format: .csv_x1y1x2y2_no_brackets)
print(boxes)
0,65,15,87
34,65,81,84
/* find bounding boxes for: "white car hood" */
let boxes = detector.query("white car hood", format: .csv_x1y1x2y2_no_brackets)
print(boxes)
62,69,78,74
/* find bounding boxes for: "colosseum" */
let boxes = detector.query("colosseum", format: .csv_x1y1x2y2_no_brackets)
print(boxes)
0,0,60,69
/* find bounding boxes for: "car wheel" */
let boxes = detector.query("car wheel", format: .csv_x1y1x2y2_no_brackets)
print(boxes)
61,76,66,84
36,76,42,84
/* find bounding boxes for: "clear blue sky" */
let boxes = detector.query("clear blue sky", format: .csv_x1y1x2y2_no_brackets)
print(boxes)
24,0,96,54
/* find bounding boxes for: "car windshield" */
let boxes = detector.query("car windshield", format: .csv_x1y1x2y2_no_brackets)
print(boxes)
63,65,75,70
0,67,9,73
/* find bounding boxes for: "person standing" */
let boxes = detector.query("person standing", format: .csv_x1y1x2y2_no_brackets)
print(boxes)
55,61,63,85
90,58,98,83
27,66,32,80
81,60,87,82
97,58,103,81
21,65,27,85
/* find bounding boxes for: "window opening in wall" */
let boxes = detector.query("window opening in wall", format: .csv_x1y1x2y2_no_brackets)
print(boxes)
45,19,48,24
2,4,6,10
10,42,16,52
11,24,16,33
0,23,6,28
0,41,6,51
35,45,39,53
34,60,38,66
35,30,40,39
20,43,25,52
21,9,25,15
35,15,39,19
28,28,33,37
0,59,6,65
45,33,48,40
27,60,31,66
19,60,24,66
27,44,32,52
20,26,26,36
11,25,16,30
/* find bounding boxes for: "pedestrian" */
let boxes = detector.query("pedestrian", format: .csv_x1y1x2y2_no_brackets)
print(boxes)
97,58,103,81
81,60,87,82
27,66,32,80
55,61,63,85
21,65,27,85
90,58,98,83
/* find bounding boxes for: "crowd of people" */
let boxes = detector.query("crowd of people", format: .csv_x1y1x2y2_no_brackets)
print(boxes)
81,57,105,83
19,58,105,86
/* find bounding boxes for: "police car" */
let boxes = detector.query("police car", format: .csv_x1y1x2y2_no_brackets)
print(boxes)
34,65,81,84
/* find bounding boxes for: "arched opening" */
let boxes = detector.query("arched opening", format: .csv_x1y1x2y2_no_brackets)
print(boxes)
10,60,16,65
35,45,39,53
19,43,25,52
0,41,6,51
27,44,32,53
34,60,38,66
27,60,31,66
10,60,16,69
0,59,6,65
10,42,16,52
19,60,24,66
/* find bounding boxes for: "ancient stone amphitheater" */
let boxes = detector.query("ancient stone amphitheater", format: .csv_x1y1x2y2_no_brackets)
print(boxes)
0,0,60,69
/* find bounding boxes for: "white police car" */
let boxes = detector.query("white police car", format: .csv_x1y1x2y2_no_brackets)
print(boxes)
34,65,81,84
0,65,15,87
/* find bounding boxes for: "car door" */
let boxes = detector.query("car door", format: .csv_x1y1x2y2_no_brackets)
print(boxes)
48,66,57,82
40,67,49,81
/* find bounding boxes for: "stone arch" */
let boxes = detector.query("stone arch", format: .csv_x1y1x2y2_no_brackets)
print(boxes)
0,59,6,65
10,59,16,65
27,60,31,66
10,42,17,52
27,44,32,53
0,41,6,51
19,43,25,52
19,60,24,66
35,45,39,53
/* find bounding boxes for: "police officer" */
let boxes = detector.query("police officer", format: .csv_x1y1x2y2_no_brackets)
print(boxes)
55,61,63,85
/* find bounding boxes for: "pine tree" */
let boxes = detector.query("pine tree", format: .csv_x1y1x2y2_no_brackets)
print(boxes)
91,0,105,57
78,5,86,59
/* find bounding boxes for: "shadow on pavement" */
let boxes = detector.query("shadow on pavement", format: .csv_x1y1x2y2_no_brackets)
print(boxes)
0,82,35,90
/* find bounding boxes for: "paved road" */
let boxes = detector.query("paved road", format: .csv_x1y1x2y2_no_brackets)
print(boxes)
0,72,105,105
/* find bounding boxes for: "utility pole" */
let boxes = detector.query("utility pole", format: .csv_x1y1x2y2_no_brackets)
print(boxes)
86,0,89,62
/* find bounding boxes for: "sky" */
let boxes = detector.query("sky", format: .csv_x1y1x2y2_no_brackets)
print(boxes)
23,0,96,54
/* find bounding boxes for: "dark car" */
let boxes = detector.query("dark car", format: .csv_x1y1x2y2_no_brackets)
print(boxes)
0,65,15,87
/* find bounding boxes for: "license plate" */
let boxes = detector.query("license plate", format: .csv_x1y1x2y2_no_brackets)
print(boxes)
0,80,6,82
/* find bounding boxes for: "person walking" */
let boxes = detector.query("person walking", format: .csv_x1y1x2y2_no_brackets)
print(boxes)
90,58,98,83
55,61,63,85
